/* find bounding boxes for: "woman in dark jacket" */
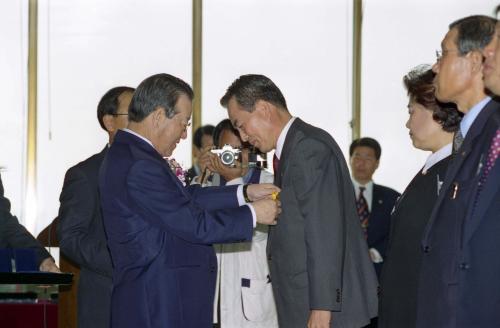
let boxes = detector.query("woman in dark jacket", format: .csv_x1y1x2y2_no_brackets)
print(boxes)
378,65,462,328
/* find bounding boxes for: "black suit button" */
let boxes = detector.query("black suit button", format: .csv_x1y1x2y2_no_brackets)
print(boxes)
459,263,470,270
210,265,216,272
267,255,272,261
423,246,431,253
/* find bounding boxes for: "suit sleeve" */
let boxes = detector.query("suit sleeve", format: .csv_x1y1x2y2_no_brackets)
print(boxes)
57,167,112,277
290,139,344,311
127,160,253,245
185,183,244,211
0,175,51,267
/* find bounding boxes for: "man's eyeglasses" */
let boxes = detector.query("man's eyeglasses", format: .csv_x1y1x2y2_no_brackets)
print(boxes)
435,49,460,62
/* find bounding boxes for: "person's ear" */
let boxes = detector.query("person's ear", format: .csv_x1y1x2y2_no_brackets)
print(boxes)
255,100,272,120
102,114,115,133
152,107,164,128
469,50,484,74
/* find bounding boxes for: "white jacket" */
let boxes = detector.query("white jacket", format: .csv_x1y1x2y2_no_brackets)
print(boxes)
199,169,279,327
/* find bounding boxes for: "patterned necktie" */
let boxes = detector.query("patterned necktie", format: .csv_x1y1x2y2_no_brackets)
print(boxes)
273,154,280,174
472,129,500,210
453,129,464,154
356,187,370,238
479,129,500,186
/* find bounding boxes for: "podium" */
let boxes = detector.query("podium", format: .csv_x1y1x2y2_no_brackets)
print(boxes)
0,265,73,328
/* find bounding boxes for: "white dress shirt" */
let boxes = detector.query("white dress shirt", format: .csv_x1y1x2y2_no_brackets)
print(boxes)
274,117,296,160
422,143,452,175
351,180,374,212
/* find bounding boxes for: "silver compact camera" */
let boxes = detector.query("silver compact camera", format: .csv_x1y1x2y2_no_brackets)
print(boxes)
211,144,242,167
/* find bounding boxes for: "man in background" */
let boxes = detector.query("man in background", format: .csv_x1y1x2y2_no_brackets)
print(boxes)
418,15,500,326
57,86,134,328
349,137,400,278
222,74,378,328
0,173,59,272
185,124,215,184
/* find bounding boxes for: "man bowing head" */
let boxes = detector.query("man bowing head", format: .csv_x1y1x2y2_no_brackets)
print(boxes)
221,74,378,328
99,73,280,328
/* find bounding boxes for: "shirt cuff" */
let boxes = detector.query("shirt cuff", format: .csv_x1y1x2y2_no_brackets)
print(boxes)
237,185,256,227
369,248,383,263
226,177,244,186
246,204,257,228
237,184,246,205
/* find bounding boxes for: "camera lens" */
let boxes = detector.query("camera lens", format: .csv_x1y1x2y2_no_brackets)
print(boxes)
221,151,235,165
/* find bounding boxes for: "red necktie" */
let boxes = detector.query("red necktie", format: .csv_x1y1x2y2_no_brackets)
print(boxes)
356,187,370,238
273,154,280,174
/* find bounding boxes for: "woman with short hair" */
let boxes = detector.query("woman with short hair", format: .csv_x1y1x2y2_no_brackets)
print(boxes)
378,65,462,328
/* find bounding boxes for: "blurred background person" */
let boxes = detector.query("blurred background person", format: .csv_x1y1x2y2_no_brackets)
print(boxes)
185,124,215,184
195,119,278,327
349,137,400,279
0,173,59,272
378,65,461,328
57,86,134,328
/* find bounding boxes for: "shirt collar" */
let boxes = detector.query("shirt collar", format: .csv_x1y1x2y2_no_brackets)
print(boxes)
460,96,491,137
422,143,452,174
122,128,154,148
275,117,296,159
351,179,373,192
351,179,374,211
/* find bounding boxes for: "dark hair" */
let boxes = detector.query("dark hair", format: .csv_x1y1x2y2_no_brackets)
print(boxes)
129,73,193,122
349,137,382,160
193,124,215,149
403,65,462,132
97,86,135,131
449,15,497,55
212,119,240,148
220,74,288,112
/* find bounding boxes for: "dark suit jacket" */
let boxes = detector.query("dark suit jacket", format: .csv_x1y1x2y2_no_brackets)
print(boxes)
185,165,199,185
56,147,112,328
0,173,50,267
99,130,254,328
368,184,400,278
268,118,378,328
417,99,500,327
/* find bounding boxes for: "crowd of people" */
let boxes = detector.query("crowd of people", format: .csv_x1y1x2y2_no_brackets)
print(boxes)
1,13,499,328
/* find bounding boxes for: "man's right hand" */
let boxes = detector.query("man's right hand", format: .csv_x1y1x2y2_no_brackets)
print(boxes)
252,199,281,225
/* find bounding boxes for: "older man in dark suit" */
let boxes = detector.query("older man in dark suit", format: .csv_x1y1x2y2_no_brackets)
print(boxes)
99,73,280,328
417,15,500,327
222,74,378,328
56,86,134,328
0,173,59,272
349,137,400,279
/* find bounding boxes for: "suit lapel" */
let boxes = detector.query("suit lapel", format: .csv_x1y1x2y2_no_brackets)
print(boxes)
371,184,382,213
464,160,500,243
117,130,188,194
268,118,301,252
275,118,302,188
421,99,498,245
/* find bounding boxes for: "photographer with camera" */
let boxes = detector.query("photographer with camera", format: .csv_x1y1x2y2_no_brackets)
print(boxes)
194,119,278,328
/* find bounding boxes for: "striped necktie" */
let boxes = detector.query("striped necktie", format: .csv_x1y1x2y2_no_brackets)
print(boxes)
356,187,370,238
453,129,464,154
